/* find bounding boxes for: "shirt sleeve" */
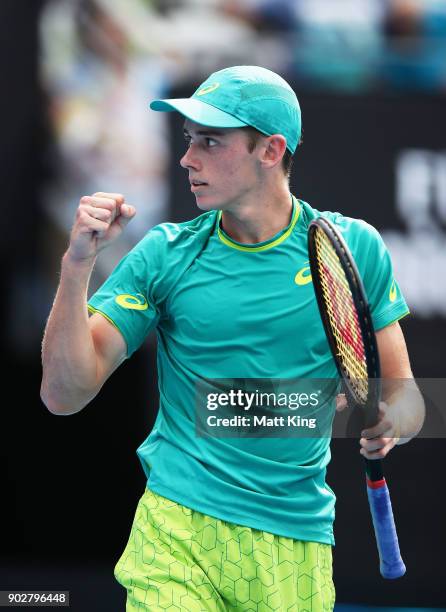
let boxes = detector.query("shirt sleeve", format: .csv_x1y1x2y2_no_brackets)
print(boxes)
352,222,409,331
88,232,162,357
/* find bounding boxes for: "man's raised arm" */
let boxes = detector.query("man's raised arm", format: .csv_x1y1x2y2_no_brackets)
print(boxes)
40,192,135,415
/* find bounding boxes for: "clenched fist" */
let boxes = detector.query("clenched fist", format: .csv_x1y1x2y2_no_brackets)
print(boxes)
67,192,136,263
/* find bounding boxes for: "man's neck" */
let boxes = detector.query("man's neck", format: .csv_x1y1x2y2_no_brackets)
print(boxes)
220,183,293,244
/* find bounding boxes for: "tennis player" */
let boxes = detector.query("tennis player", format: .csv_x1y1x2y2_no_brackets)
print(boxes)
41,66,424,611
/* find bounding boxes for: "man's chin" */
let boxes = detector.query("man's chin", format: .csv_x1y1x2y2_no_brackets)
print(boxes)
195,195,223,212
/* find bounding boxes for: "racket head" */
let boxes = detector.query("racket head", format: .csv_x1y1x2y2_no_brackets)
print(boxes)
308,217,381,410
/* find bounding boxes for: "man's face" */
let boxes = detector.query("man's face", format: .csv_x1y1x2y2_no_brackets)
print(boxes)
180,120,261,211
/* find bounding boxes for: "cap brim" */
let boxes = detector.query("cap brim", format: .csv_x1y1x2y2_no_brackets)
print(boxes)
150,98,247,129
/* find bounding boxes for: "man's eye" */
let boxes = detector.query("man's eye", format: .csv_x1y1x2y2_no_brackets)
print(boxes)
206,138,217,147
184,137,192,148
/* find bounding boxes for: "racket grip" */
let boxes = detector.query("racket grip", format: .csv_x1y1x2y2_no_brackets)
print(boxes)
366,477,406,579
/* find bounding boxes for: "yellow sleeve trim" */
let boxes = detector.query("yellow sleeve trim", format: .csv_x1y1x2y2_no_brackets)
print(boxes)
87,305,121,331
374,309,410,331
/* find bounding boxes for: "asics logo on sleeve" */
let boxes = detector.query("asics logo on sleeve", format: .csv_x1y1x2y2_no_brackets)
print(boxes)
389,280,397,303
196,83,220,96
115,293,149,310
295,263,312,286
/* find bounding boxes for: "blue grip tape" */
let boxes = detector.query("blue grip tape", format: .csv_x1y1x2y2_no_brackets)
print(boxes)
367,480,406,579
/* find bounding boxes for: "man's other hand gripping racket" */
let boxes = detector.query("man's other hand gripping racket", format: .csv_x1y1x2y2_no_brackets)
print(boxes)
308,217,425,579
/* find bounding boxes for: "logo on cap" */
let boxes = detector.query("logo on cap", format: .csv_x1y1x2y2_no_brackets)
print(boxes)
196,83,220,96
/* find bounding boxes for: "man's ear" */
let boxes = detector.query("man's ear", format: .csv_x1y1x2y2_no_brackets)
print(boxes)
260,134,287,170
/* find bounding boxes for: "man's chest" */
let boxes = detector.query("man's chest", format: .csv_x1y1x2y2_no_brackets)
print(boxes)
159,245,331,373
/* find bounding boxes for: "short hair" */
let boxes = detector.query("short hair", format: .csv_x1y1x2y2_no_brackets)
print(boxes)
242,126,297,179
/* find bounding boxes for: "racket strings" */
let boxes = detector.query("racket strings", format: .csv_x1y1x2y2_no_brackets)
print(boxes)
314,229,369,403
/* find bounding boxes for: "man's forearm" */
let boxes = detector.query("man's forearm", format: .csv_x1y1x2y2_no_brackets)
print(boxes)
41,253,100,414
383,378,425,444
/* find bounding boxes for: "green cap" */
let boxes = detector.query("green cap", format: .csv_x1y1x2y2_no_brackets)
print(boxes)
150,65,301,154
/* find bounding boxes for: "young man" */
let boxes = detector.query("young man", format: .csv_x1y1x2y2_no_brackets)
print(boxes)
41,66,424,611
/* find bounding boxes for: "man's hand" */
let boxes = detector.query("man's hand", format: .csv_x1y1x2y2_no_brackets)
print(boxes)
67,192,136,263
359,402,400,460
335,393,402,459
335,393,348,412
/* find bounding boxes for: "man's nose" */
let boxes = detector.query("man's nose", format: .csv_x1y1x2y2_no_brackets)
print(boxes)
180,144,202,171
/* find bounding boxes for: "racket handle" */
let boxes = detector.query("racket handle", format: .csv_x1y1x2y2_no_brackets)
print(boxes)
366,477,406,579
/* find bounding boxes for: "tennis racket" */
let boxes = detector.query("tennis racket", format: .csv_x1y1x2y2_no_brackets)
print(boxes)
307,216,406,579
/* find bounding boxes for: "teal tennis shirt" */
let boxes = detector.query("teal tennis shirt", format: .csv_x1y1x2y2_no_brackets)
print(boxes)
88,197,409,545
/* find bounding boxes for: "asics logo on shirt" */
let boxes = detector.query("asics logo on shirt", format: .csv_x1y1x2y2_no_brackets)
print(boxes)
295,263,312,286
196,83,220,96
389,280,397,303
115,293,148,310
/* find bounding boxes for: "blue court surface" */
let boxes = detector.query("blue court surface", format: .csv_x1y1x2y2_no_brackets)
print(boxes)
335,607,446,612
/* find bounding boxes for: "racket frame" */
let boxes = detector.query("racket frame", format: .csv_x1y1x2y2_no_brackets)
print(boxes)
308,217,381,421
307,216,406,579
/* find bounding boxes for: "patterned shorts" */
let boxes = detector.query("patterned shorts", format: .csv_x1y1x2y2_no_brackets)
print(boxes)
114,488,335,611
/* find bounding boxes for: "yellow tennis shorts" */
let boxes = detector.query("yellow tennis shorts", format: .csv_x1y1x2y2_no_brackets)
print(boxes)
114,488,335,611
